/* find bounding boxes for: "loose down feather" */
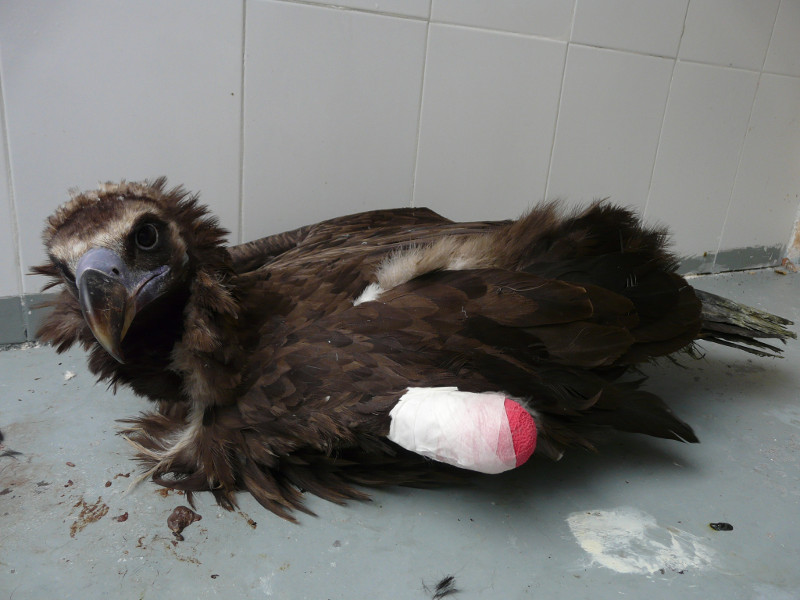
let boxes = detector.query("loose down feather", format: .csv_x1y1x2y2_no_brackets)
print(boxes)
34,178,795,520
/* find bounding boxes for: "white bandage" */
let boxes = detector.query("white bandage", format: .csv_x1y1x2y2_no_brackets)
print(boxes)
388,387,528,474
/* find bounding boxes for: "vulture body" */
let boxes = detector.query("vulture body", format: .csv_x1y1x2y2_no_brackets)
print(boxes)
35,179,795,520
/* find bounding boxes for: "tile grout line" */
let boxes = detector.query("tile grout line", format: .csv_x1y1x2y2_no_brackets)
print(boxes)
273,0,429,22
710,1,781,272
0,49,25,302
237,0,248,245
409,16,431,209
642,0,691,223
541,1,577,204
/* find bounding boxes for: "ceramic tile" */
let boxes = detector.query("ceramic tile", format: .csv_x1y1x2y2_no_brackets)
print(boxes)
431,0,575,39
764,0,800,76
717,74,800,266
0,0,244,293
296,0,430,18
646,62,758,263
0,69,20,299
547,45,673,213
242,1,427,239
413,25,566,221
679,0,780,70
572,0,689,57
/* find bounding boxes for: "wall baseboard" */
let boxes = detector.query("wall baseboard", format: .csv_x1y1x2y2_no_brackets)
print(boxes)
679,244,786,276
0,293,57,345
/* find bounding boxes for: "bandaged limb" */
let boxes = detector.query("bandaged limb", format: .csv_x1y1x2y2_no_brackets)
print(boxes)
387,387,537,474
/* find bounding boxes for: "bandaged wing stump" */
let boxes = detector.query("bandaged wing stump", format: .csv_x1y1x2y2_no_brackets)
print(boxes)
388,388,537,474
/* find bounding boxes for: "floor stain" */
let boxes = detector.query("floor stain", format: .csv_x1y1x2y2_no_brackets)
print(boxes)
238,510,257,529
69,496,109,537
167,542,202,565
155,487,185,498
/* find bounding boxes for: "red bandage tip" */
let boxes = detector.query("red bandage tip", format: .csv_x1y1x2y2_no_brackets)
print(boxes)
504,398,537,467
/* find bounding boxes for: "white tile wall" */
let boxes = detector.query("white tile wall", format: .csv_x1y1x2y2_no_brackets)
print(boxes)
431,0,575,39
572,0,689,57
0,198,17,297
302,0,431,18
413,25,565,221
679,0,780,70
719,74,800,256
646,62,759,259
0,0,798,300
0,0,244,293
764,0,800,77
242,1,427,239
0,72,19,297
547,45,673,213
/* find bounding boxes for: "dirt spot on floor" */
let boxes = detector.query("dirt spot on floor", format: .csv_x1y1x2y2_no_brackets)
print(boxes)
238,510,257,529
69,496,109,537
167,505,202,541
155,487,185,498
167,542,202,565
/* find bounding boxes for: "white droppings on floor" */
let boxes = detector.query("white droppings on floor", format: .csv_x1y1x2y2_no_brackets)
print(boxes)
259,573,274,596
567,507,715,575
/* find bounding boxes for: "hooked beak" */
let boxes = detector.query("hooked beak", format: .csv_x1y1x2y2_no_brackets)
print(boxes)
75,247,170,363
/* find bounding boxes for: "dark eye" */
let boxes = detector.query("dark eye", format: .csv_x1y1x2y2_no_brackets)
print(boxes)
59,265,75,284
135,223,159,250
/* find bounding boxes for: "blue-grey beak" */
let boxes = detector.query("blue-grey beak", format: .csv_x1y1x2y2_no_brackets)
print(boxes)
75,247,170,363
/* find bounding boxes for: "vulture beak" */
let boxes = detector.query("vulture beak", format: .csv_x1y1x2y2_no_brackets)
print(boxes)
75,247,170,363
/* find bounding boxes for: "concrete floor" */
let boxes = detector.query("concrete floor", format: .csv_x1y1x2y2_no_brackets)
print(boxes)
1,270,798,600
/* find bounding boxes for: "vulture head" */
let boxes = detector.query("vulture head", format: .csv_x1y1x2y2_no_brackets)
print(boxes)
35,178,229,364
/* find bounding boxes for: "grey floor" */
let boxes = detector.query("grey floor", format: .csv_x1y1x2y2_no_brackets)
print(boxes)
1,270,798,600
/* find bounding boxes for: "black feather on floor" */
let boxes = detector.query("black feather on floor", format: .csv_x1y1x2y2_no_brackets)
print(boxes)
422,575,460,599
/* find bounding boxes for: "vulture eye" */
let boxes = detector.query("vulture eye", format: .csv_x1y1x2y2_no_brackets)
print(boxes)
135,223,159,250
61,266,75,284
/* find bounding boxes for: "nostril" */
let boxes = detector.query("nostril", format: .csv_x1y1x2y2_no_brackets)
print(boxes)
111,267,120,276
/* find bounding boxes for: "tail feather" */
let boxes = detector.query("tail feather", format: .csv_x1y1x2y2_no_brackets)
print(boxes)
694,289,796,357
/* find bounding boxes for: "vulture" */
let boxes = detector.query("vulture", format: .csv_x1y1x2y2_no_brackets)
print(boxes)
35,178,795,520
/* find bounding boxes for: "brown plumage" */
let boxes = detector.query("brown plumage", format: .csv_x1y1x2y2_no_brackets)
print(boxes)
34,178,795,520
